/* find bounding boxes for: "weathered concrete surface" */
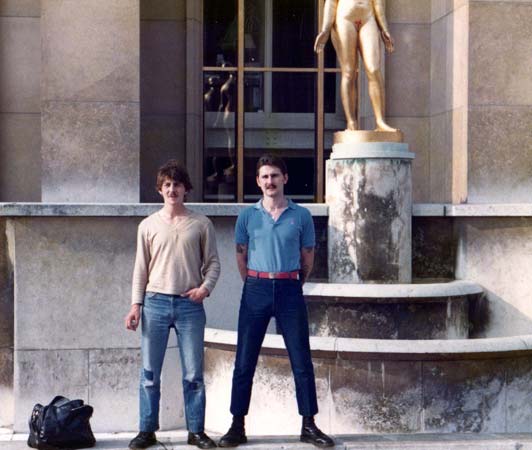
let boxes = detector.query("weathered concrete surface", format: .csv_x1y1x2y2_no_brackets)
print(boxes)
0,219,14,427
330,359,422,434
204,348,331,437
203,334,532,434
326,145,412,283
41,102,140,203
40,0,140,203
423,359,506,433
41,0,139,103
306,295,470,339
412,218,455,281
0,8,41,202
455,218,532,337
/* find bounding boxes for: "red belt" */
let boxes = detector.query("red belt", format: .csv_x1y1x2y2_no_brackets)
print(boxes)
247,269,299,280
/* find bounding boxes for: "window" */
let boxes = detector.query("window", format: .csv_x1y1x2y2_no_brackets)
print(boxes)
203,0,345,202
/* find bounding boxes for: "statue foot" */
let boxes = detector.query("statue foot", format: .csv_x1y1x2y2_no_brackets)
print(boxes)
375,121,397,132
346,121,358,131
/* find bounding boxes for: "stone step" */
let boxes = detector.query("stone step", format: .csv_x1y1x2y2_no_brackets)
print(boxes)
2,431,532,450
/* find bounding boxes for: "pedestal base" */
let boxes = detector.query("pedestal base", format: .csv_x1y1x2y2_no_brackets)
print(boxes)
326,141,414,284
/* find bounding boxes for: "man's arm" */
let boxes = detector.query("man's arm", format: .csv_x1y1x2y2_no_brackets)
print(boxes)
125,224,149,331
236,243,248,282
300,246,315,285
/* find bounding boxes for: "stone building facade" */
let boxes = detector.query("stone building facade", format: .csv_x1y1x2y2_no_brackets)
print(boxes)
1,0,532,433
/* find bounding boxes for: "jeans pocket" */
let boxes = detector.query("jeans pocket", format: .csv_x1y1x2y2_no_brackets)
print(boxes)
144,291,158,302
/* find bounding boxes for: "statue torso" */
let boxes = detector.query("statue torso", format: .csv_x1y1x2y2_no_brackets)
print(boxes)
336,0,374,22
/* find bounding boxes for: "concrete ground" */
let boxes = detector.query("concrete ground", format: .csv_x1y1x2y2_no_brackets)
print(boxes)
2,430,532,450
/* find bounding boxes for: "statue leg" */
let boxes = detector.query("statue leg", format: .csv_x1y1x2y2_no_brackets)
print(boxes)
332,20,358,131
359,18,396,132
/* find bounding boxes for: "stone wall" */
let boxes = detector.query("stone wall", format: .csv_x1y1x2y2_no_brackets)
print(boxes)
0,0,41,202
1,209,532,431
456,217,532,337
203,341,532,434
0,219,14,427
140,0,187,202
40,0,140,202
386,0,431,203
467,1,532,202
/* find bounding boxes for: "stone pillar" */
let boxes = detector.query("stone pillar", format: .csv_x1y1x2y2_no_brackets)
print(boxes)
326,141,414,283
41,0,140,202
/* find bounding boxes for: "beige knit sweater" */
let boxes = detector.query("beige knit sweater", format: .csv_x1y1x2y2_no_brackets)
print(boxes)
131,210,220,305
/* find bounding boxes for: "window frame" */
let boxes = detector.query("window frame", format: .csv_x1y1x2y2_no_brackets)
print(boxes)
201,0,342,203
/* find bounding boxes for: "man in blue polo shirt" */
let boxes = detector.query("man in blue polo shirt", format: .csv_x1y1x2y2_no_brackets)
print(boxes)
218,155,334,448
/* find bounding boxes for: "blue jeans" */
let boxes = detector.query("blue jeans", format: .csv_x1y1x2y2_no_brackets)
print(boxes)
230,277,318,417
139,292,206,433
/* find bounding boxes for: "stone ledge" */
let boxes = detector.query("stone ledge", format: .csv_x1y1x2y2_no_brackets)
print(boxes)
304,280,483,300
0,202,328,217
204,328,532,361
1,203,532,218
445,203,532,217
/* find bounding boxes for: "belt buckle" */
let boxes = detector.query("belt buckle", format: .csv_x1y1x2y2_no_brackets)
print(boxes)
268,272,275,279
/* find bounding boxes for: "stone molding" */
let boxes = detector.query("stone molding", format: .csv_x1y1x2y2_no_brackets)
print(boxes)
204,327,532,361
2,203,532,217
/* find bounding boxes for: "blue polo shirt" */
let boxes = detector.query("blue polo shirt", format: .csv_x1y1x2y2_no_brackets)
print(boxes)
235,199,315,272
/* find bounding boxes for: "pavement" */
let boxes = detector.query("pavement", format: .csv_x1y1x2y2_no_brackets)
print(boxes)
2,430,532,450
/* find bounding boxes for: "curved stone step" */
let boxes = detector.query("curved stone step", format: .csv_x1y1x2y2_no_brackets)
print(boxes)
204,329,532,435
303,281,484,340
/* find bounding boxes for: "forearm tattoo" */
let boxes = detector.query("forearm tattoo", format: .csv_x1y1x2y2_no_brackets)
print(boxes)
236,244,247,254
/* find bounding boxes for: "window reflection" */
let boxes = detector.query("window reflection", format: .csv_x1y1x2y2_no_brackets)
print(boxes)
204,0,237,67
203,71,237,202
272,0,316,68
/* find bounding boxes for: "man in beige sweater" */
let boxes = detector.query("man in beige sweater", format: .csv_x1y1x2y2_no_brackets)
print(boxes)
124,160,220,449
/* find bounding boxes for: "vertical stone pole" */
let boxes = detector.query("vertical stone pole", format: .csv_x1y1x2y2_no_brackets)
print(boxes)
326,141,414,283
41,0,140,202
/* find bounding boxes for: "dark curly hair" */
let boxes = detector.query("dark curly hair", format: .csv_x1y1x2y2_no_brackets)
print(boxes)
156,160,193,192
256,154,287,176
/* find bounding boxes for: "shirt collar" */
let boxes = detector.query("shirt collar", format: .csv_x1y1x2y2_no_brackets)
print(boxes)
254,198,296,210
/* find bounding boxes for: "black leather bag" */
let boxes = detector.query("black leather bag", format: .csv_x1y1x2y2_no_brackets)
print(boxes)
27,396,96,449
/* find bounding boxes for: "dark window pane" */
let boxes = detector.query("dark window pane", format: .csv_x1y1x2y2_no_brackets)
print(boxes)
272,0,316,67
272,73,315,113
244,152,315,202
244,72,264,112
244,0,266,66
324,72,337,113
324,40,337,68
204,0,238,67
203,71,237,202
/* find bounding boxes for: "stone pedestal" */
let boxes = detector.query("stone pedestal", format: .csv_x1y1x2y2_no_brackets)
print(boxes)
326,141,414,283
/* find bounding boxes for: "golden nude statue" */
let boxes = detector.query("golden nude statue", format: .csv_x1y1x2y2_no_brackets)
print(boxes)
315,0,396,132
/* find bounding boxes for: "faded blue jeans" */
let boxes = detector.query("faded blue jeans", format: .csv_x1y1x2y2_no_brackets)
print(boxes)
139,292,206,433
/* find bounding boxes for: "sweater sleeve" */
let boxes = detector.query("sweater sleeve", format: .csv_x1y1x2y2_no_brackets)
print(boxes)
131,222,150,305
200,219,221,294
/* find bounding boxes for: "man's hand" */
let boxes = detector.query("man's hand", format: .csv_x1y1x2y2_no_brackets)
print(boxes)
183,286,209,303
125,304,141,331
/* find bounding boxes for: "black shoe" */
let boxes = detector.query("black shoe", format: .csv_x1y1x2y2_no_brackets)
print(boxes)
129,431,157,449
218,425,247,447
188,431,217,449
300,423,335,448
